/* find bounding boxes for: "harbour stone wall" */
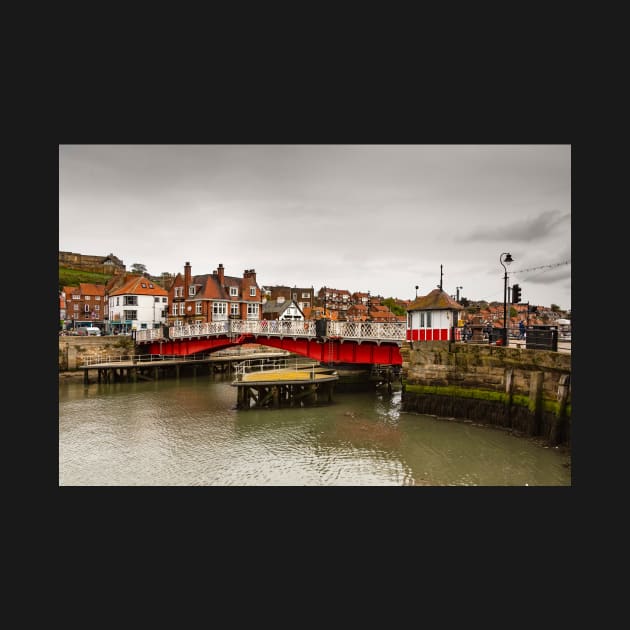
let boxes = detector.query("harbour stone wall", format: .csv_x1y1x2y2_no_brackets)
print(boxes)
400,341,572,446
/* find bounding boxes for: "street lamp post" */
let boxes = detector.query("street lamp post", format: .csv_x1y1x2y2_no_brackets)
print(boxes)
500,252,514,345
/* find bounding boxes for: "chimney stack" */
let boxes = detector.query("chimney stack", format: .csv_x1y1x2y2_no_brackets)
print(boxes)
217,263,225,286
184,262,191,297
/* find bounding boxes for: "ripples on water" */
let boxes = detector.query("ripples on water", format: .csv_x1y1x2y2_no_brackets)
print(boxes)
59,376,571,486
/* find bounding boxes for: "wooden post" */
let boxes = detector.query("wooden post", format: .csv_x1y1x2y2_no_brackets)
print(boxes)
550,374,570,446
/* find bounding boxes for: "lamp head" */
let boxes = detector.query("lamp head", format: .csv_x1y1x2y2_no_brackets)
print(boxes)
503,253,513,265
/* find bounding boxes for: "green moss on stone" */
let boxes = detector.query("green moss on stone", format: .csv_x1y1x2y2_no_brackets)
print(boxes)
404,383,507,404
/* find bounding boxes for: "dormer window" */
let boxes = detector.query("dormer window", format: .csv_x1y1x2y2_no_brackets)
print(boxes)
189,286,196,296
141,283,146,288
230,287,238,297
250,287,256,297
149,283,154,288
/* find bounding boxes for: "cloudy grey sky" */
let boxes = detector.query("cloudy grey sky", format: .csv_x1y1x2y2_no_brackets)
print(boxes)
59,145,571,310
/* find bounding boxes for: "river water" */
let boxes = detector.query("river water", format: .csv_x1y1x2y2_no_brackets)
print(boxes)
59,375,571,486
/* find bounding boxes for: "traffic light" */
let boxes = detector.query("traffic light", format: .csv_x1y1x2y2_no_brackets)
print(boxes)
512,284,522,303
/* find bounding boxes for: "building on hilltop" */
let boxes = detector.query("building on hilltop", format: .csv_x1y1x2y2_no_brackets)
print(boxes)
58,251,126,275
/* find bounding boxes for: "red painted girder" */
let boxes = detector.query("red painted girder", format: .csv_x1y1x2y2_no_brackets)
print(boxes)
146,334,402,365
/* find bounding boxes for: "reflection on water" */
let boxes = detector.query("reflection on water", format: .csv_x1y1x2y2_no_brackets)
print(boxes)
59,375,571,486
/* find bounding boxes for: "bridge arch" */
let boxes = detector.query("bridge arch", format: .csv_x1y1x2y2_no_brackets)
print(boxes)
136,320,404,365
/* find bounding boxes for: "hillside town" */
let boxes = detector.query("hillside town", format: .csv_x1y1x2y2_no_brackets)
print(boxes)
59,250,570,338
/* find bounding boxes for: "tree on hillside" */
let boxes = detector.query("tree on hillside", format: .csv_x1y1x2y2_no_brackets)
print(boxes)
131,263,147,274
382,298,406,316
550,303,560,312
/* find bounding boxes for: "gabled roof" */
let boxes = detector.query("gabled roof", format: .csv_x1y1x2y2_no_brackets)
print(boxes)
188,274,222,299
262,299,303,316
406,288,462,311
109,275,168,297
182,271,260,301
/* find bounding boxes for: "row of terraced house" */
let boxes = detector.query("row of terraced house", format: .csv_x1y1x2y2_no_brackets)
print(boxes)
60,259,406,333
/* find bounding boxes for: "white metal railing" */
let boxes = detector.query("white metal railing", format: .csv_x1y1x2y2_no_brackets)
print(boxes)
137,319,406,342
134,329,165,342
326,321,406,340
233,357,319,381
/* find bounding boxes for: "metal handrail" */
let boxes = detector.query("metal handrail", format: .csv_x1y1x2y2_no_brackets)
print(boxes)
136,319,406,342
233,357,319,381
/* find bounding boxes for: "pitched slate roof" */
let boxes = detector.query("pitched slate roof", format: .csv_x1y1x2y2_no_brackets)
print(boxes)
262,299,303,317
406,288,462,311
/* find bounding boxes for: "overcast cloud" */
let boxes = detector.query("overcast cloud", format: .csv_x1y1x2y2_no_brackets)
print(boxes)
59,144,571,310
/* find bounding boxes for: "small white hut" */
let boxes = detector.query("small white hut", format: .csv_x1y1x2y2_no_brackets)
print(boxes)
406,288,463,342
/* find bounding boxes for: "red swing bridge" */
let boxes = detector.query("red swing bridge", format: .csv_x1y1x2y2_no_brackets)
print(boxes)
135,319,405,365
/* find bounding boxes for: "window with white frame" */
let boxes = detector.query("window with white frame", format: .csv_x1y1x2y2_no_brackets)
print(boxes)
116,297,119,306
174,287,183,298
247,303,259,319
95,304,100,311
162,297,167,303
84,304,90,312
250,287,256,297
124,296,137,306
189,286,196,296
172,304,177,316
195,301,202,314
124,310,137,320
179,303,185,315
85,296,91,300
427,312,432,327
73,294,80,300
213,302,228,319
302,292,310,298
95,296,100,301
73,304,79,311
230,303,239,316
230,287,238,296
154,297,160,302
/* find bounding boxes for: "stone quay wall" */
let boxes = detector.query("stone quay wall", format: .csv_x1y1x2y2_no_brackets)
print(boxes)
400,341,572,446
